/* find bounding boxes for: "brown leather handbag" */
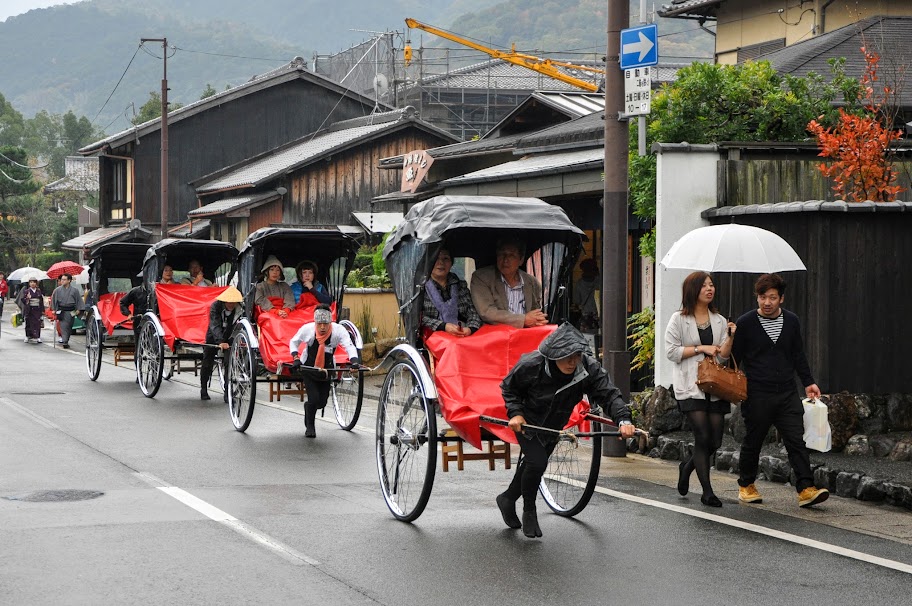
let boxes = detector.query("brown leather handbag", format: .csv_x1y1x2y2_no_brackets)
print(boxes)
696,355,747,403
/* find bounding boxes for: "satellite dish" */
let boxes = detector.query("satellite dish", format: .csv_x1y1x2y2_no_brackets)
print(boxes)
373,74,389,97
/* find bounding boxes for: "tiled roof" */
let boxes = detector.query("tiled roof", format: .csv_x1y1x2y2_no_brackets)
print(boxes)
759,16,912,109
61,224,151,251
703,201,912,219
414,58,603,92
657,0,722,18
194,109,444,193
43,157,99,193
515,111,605,152
440,148,603,186
168,219,211,238
188,191,281,217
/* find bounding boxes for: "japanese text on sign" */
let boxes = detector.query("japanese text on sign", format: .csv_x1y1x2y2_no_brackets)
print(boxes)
623,66,652,116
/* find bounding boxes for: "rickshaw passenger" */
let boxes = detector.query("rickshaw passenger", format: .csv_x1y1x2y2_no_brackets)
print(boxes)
470,236,548,328
255,255,294,318
200,286,244,401
291,260,332,307
497,322,636,538
289,305,361,438
181,259,213,286
421,248,481,338
160,264,177,284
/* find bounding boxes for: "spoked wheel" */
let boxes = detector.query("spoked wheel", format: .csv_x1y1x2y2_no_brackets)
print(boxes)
227,329,257,432
85,315,103,381
376,360,437,522
136,318,164,398
331,368,364,430
540,419,603,517
216,353,227,391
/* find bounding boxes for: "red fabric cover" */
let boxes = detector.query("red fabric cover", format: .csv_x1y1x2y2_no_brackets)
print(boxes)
256,302,346,373
155,284,228,349
265,295,289,313
426,324,590,449
295,291,320,310
97,292,132,335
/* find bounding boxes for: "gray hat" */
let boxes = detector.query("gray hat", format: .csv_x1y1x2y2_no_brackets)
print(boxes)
538,322,591,360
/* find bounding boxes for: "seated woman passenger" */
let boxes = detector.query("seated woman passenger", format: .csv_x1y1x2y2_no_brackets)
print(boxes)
254,255,294,318
421,247,481,338
292,260,332,308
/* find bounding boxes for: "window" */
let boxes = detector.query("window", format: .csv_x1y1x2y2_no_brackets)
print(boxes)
109,159,132,221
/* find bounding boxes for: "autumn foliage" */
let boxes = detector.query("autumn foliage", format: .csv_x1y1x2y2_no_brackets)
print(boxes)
807,47,904,202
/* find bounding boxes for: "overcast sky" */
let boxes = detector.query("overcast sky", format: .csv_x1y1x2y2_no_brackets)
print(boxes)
0,1,80,22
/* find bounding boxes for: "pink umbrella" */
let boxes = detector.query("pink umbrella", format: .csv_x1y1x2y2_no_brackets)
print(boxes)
47,261,85,280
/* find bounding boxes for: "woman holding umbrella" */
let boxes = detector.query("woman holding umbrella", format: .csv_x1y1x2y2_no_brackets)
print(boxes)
16,278,45,344
664,271,736,507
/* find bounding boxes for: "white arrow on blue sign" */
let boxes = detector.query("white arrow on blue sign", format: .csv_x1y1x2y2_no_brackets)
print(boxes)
619,24,658,70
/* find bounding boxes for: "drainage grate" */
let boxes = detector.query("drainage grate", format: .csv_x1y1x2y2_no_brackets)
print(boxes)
4,490,104,502
9,392,66,396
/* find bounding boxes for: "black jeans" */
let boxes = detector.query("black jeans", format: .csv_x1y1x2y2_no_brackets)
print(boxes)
738,389,814,492
504,433,558,511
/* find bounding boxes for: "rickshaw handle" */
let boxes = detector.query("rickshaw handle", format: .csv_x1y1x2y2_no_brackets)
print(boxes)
584,412,649,440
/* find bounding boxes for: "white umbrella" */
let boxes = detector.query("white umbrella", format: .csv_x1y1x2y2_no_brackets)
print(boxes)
659,224,806,273
8,266,50,282
72,266,91,286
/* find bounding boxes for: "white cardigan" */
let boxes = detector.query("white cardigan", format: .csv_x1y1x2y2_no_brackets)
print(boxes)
664,310,730,401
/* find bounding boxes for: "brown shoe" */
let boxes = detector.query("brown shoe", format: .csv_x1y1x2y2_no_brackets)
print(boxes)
738,484,763,504
798,487,829,508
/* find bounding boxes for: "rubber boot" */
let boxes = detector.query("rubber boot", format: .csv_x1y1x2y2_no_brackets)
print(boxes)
200,368,211,401
304,403,317,438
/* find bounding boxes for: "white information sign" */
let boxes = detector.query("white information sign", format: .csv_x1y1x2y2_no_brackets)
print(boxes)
624,67,652,116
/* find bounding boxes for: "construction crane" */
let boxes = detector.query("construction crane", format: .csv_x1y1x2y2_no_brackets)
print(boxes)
403,18,603,93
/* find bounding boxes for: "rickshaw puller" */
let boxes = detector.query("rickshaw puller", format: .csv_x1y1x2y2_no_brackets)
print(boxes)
289,305,361,438
499,322,636,538
201,286,244,401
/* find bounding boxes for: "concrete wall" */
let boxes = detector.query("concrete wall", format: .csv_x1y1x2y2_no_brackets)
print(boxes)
653,144,719,389
342,289,400,341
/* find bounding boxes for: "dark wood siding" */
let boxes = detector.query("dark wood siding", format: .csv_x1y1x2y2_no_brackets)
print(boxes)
284,129,449,225
111,77,376,229
249,199,283,231
709,211,912,393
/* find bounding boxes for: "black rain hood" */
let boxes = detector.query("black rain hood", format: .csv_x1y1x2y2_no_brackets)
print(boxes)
537,322,592,360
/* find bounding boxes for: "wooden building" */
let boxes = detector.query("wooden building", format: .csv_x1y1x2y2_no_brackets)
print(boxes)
188,107,456,247
78,58,389,240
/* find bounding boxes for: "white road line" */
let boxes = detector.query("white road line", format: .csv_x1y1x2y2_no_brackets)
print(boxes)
134,472,319,567
591,483,912,575
0,396,60,430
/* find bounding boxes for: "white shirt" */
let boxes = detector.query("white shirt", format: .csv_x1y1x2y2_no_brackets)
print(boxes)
289,323,358,362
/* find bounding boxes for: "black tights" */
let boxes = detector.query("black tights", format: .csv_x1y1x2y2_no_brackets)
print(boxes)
504,434,557,511
683,410,725,496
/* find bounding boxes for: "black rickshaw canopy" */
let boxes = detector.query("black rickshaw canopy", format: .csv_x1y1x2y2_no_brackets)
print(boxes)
382,195,586,343
87,242,152,299
141,238,238,287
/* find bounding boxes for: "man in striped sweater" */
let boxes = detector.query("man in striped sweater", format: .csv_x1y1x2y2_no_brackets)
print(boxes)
731,273,829,508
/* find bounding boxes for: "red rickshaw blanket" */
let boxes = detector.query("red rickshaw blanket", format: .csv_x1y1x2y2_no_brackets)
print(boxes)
256,302,348,374
425,324,590,449
155,284,228,349
97,292,132,335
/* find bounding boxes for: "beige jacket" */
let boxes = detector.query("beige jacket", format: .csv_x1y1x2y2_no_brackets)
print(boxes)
469,266,543,328
664,310,730,401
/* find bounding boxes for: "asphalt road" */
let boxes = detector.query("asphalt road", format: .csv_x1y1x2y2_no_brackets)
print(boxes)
1,320,910,605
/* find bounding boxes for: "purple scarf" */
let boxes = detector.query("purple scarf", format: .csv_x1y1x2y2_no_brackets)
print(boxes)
425,277,459,325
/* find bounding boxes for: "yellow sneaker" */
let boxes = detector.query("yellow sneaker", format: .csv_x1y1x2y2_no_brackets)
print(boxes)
798,487,829,508
738,484,763,503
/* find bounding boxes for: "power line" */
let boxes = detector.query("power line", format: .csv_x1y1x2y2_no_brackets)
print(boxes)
92,43,142,126
172,45,289,63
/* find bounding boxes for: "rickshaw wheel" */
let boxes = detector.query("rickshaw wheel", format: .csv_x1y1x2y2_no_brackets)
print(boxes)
331,368,363,431
216,356,227,392
85,315,103,381
376,360,437,522
227,328,256,432
137,318,164,398
539,419,603,517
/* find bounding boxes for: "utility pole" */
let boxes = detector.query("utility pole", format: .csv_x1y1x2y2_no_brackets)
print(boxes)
141,37,169,240
603,0,631,399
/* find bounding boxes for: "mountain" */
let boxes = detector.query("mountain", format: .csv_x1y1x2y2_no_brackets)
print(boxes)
0,0,712,132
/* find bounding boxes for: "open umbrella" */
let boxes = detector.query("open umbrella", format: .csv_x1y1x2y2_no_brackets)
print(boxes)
8,266,49,282
47,260,85,280
72,266,91,286
659,224,806,273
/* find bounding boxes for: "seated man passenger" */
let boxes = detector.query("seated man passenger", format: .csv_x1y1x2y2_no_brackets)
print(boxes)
470,236,547,328
254,255,294,318
181,259,212,286
292,260,332,307
421,247,481,338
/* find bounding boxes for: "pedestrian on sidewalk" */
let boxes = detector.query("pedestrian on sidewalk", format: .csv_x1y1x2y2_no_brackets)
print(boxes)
50,273,84,349
497,322,636,538
664,271,736,508
288,304,361,438
732,273,829,508
16,278,44,343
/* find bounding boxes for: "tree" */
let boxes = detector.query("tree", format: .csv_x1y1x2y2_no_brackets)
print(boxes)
808,48,904,202
131,92,185,126
200,83,217,99
0,194,59,266
22,110,103,180
0,92,26,147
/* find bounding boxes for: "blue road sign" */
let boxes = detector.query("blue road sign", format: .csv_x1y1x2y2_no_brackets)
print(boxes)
620,24,658,70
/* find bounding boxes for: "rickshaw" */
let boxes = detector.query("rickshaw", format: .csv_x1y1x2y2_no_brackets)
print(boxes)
135,239,239,398
375,194,631,522
226,227,366,433
84,242,152,381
